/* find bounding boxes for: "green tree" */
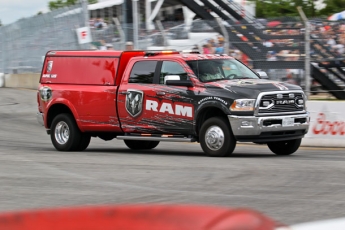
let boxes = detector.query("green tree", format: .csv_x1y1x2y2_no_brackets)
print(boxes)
318,0,345,17
248,0,319,18
48,0,98,11
0,19,2,26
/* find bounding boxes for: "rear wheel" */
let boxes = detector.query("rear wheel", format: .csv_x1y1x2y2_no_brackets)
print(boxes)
76,134,91,151
51,113,82,151
200,117,236,157
124,140,160,150
267,138,301,155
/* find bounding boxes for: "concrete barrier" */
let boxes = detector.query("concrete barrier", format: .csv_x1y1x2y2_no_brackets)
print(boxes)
303,101,345,147
0,73,4,87
4,73,40,89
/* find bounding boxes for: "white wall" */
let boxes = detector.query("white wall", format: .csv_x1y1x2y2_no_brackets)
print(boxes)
303,101,345,147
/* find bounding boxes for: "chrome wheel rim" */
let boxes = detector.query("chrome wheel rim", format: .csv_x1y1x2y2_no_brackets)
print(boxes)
205,125,225,151
55,121,70,145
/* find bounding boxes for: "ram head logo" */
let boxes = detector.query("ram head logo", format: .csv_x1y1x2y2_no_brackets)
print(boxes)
125,90,143,117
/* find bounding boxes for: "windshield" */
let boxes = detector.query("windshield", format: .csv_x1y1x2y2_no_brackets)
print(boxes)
186,59,259,82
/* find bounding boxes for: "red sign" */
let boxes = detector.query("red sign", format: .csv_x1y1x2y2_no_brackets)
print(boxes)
312,112,345,136
80,31,87,39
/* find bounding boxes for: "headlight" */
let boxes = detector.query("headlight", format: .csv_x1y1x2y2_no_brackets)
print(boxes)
230,99,255,111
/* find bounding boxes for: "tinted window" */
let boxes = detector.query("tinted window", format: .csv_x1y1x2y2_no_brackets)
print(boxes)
160,61,188,84
129,61,157,83
186,59,259,82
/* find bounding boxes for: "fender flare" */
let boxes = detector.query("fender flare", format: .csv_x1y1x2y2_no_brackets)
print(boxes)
195,101,231,131
45,98,83,132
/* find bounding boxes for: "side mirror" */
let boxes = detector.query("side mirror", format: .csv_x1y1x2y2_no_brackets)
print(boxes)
164,75,194,87
257,71,269,79
164,75,180,84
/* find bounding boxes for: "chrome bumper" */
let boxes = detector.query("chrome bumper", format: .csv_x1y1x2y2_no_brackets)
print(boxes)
36,112,44,126
228,113,310,137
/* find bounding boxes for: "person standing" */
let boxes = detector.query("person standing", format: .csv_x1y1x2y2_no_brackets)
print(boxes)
125,41,134,51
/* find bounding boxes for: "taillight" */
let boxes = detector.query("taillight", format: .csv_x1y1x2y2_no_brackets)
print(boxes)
37,89,42,112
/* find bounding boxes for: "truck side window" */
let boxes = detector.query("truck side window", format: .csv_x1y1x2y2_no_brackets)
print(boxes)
160,61,188,84
129,61,157,83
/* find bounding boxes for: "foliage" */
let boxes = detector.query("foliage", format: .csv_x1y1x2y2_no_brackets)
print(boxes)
48,0,98,11
0,19,2,27
318,0,345,16
247,0,345,19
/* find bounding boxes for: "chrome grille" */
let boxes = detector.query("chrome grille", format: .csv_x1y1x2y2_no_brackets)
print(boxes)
258,92,305,115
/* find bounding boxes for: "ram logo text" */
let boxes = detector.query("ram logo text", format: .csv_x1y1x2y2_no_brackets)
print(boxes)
275,100,295,105
146,100,193,117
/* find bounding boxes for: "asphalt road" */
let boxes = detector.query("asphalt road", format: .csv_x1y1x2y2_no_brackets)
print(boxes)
1,87,345,226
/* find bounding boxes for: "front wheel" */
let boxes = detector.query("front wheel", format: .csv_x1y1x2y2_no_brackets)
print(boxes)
124,140,160,150
267,138,302,155
200,117,236,157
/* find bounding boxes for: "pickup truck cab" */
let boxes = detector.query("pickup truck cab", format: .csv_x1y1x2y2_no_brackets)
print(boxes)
37,50,310,157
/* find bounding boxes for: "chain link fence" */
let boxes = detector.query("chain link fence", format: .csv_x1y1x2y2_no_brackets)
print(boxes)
0,5,86,74
1,7,345,98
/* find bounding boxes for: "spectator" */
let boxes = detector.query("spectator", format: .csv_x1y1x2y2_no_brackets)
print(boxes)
106,43,114,50
125,41,134,51
94,18,103,29
266,51,277,61
202,44,211,54
215,42,225,54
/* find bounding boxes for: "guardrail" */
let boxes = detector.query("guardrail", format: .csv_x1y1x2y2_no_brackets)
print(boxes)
0,73,4,88
1,73,40,89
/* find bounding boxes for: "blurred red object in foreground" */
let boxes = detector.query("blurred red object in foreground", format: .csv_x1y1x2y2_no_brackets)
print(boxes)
0,204,283,230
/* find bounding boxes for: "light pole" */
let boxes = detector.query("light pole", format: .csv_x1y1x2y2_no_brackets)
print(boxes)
132,0,139,49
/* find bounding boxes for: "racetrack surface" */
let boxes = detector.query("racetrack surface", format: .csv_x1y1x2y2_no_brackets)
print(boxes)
1,88,345,225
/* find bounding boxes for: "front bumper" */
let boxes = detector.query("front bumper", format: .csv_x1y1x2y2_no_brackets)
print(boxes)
228,113,310,142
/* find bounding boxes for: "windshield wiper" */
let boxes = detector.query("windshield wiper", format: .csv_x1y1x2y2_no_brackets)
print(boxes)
205,78,226,82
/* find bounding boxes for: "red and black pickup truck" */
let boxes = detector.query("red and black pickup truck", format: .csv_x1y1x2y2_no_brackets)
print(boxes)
37,50,309,157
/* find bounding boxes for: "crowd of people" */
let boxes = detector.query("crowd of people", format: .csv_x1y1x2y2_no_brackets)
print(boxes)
87,17,345,86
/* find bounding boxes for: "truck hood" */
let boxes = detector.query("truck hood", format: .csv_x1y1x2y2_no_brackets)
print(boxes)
204,79,302,99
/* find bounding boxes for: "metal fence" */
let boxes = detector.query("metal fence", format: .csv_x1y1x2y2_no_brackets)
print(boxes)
0,5,86,74
2,6,345,98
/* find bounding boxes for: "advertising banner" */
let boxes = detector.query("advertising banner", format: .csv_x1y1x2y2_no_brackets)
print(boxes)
303,101,345,147
76,27,92,44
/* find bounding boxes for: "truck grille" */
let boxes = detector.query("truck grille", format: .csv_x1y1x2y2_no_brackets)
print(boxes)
257,92,305,115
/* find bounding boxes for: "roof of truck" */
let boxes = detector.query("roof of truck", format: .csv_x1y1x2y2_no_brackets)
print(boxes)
45,50,126,57
45,50,233,61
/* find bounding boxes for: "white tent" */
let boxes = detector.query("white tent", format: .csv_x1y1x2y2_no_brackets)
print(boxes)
54,0,124,18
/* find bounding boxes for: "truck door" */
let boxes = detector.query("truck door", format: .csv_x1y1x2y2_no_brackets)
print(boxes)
117,60,194,135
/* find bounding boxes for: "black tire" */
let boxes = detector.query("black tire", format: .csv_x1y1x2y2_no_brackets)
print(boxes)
267,138,302,155
200,117,236,157
76,134,91,151
50,113,82,151
124,140,160,150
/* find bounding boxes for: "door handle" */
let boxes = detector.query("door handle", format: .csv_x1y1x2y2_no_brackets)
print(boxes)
156,91,166,96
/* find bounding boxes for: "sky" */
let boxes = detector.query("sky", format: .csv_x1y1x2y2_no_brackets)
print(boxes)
1,0,51,25
0,0,109,25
